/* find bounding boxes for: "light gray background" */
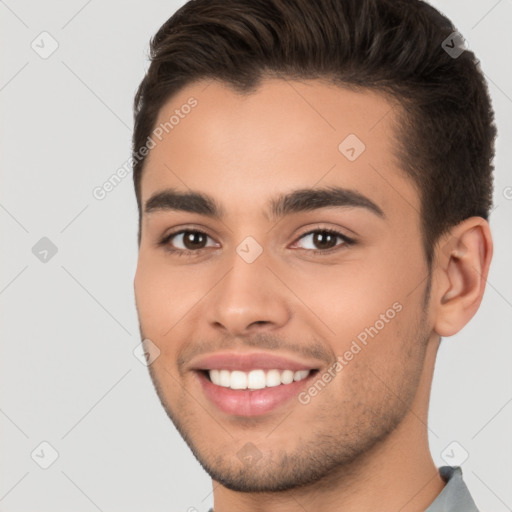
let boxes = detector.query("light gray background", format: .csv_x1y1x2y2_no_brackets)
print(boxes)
0,1,511,511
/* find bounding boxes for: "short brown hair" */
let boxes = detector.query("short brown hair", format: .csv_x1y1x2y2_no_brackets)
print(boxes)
132,0,497,266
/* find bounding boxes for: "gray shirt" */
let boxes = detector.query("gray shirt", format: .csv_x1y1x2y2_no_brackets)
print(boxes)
207,466,479,512
426,466,479,511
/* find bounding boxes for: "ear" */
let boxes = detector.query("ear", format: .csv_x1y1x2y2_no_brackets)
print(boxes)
431,217,493,337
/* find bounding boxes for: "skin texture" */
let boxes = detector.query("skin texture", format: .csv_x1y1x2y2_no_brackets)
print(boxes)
134,78,493,512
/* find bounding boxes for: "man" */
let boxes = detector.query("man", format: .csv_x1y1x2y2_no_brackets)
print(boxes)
131,0,496,510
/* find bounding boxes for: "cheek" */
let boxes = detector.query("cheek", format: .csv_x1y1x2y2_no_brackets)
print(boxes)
285,261,402,339
134,254,181,334
320,304,426,429
134,253,204,330
286,252,424,369
135,260,160,328
134,254,214,364
134,261,183,381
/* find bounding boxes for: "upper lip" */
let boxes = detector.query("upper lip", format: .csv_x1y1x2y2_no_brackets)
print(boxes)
189,351,322,372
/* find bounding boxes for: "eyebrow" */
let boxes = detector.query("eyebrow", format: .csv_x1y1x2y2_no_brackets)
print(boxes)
144,186,385,220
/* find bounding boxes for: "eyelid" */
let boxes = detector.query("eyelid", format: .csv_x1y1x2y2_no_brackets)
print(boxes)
290,226,356,252
158,226,219,250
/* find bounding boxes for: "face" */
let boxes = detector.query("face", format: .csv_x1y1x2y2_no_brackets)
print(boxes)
134,78,434,492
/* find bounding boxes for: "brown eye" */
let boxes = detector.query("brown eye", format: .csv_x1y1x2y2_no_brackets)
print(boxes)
161,230,217,253
181,231,208,250
294,229,355,253
311,231,338,250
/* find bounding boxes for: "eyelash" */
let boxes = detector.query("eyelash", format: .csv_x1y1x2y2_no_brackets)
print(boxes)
158,227,356,257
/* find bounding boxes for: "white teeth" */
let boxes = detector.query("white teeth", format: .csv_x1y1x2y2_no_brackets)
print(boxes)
294,370,310,381
230,370,248,389
280,369,294,385
219,369,231,387
266,369,282,387
209,369,220,385
207,369,311,390
247,369,266,389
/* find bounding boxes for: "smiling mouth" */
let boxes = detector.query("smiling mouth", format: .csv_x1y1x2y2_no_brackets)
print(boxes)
189,350,324,416
201,368,318,390
194,367,321,417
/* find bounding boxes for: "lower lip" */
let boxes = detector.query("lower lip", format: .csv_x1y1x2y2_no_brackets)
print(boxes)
196,371,317,417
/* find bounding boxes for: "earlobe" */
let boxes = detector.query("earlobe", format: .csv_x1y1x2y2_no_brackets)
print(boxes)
432,218,493,337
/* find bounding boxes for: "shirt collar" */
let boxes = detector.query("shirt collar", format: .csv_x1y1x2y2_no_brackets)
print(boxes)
425,466,479,512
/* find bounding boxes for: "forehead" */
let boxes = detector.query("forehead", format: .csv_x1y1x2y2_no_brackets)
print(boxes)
140,78,419,219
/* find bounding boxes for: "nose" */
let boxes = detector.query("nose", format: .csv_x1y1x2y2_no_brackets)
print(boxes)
205,249,291,336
